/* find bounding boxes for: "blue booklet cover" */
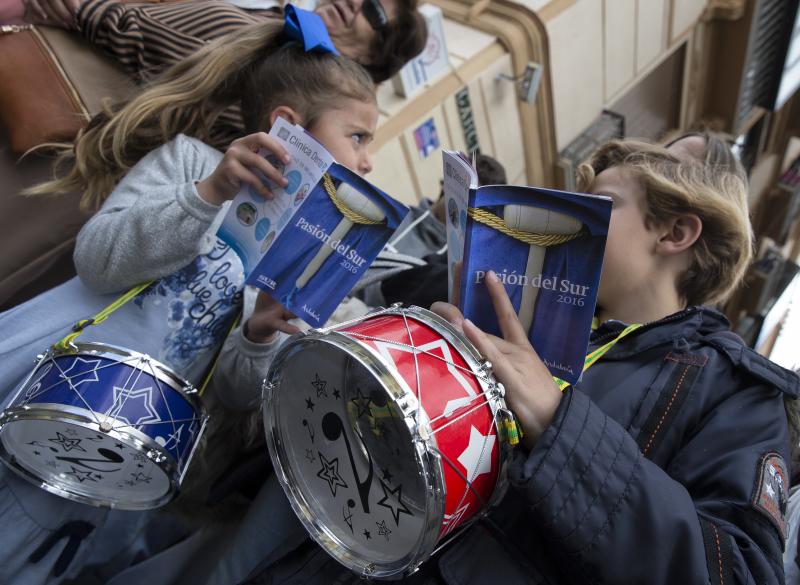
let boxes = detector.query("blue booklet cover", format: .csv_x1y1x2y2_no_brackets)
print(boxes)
443,151,612,385
218,118,409,327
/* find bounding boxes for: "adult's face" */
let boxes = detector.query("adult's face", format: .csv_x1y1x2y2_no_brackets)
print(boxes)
316,0,399,63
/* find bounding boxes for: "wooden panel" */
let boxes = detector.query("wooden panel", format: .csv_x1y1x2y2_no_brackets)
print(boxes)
466,75,497,157
441,94,469,154
608,44,685,141
477,54,526,183
368,135,421,205
546,0,605,149
401,108,454,199
671,0,706,43
604,0,636,100
442,18,497,61
636,0,667,72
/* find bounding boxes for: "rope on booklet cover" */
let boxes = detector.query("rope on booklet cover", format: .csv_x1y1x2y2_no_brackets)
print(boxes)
322,173,384,226
467,207,588,246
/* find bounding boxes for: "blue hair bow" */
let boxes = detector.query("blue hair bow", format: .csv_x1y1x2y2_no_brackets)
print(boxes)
283,4,340,55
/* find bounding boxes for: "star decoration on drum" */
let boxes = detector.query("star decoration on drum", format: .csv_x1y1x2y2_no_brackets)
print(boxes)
58,357,102,389
350,386,373,419
316,452,348,496
106,386,162,427
306,398,315,411
49,432,86,452
377,479,413,526
311,374,328,398
457,426,496,481
66,466,97,483
376,519,392,541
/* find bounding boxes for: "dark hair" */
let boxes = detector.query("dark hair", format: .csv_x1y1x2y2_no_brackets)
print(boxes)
362,0,427,82
241,42,376,133
476,154,508,186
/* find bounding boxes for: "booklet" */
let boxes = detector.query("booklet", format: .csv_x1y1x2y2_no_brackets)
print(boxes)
443,151,612,385
218,117,409,327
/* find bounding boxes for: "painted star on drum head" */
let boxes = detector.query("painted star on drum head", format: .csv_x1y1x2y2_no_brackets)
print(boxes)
311,374,328,398
50,432,86,452
377,479,413,526
316,452,348,497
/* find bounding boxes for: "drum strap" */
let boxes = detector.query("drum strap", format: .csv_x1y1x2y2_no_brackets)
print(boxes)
53,281,154,352
52,281,240,397
553,323,642,391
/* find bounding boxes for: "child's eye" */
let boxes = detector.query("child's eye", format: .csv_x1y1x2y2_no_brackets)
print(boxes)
351,134,363,144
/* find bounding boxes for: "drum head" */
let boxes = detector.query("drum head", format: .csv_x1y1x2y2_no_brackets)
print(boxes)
0,416,172,508
266,339,440,577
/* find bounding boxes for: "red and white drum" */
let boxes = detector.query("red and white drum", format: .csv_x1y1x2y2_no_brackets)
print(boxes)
263,305,510,579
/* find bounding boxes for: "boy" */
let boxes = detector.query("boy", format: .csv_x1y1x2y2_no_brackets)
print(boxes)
234,139,798,585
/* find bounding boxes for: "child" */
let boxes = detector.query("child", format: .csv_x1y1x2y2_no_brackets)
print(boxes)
234,140,798,584
0,15,379,583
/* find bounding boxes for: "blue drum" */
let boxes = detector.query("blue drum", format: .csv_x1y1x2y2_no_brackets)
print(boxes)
0,342,206,509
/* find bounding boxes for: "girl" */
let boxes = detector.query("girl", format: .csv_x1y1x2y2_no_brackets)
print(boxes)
0,13,378,583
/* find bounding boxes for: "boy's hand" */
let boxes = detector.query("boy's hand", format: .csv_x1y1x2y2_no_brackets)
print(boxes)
432,271,562,447
244,292,301,344
197,133,290,206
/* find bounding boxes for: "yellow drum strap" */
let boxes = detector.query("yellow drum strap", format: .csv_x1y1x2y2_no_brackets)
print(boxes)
53,281,241,397
554,323,642,391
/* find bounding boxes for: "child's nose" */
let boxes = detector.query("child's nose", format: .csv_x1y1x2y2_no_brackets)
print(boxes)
360,152,373,175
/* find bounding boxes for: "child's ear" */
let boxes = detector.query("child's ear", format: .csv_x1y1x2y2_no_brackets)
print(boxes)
657,214,702,255
268,106,303,128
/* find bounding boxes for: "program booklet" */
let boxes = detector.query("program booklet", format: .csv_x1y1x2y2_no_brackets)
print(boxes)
443,150,612,385
218,117,409,327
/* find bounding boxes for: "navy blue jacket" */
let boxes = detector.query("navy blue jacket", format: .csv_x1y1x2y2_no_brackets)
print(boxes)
246,307,799,585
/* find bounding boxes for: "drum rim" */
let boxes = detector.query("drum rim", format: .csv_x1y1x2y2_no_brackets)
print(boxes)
264,305,510,577
0,403,188,510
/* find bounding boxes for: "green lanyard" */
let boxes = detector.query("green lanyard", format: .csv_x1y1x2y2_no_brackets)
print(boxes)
553,323,642,391
53,280,240,398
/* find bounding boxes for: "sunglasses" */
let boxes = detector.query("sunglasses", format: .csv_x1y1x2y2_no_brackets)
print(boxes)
362,0,388,31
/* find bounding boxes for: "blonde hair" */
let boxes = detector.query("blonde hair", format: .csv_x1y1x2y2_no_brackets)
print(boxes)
27,22,375,212
576,140,753,306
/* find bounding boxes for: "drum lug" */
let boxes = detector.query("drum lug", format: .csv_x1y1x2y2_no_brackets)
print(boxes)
146,449,168,464
479,360,493,377
491,382,505,398
183,385,198,395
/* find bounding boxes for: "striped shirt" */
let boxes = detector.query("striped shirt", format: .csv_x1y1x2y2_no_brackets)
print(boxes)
76,0,282,145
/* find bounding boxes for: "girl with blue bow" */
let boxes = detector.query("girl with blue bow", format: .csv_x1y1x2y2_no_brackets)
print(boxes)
0,8,379,584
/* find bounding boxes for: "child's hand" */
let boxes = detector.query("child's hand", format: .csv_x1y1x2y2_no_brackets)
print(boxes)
244,291,301,344
197,133,291,206
432,271,562,447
